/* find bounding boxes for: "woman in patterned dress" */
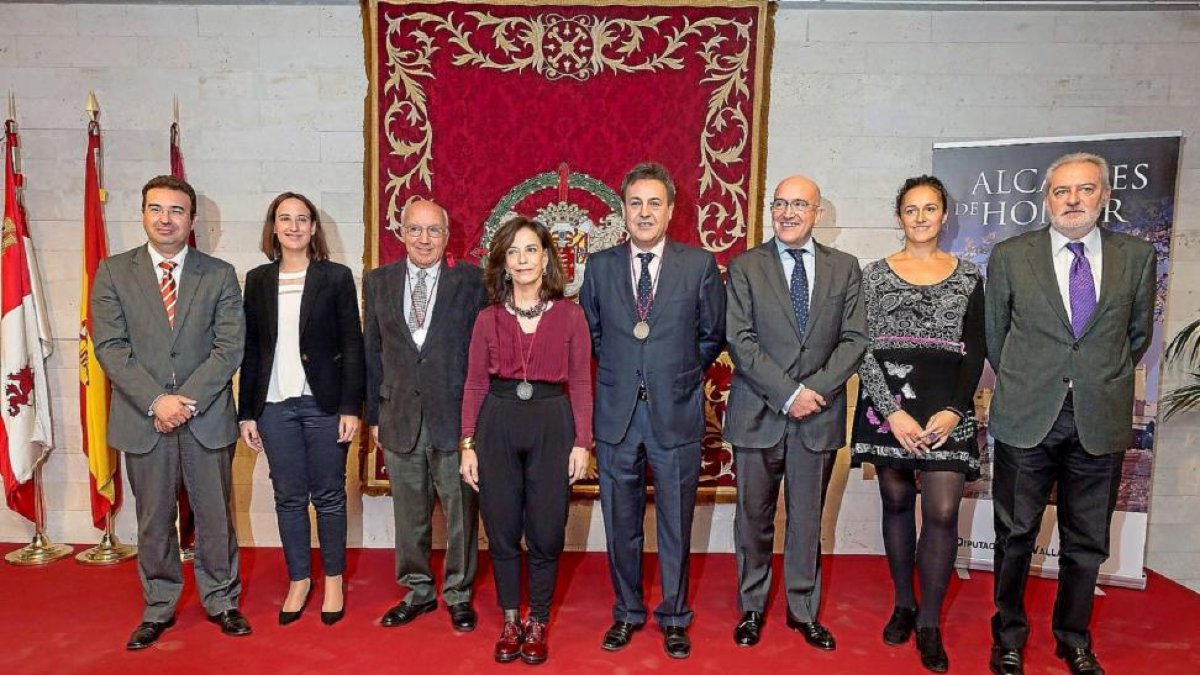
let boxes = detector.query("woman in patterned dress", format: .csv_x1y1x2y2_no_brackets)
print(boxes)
850,175,985,673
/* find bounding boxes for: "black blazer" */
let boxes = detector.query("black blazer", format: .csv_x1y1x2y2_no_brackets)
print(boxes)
238,259,364,421
363,258,487,454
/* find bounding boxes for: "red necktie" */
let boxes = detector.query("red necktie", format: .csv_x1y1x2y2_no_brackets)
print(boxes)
159,260,178,328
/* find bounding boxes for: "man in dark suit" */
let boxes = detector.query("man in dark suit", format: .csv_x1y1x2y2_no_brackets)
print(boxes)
91,175,248,649
985,153,1156,675
725,175,867,650
580,162,726,659
365,198,488,632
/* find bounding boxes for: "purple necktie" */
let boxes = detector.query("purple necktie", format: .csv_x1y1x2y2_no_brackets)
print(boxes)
1066,242,1096,338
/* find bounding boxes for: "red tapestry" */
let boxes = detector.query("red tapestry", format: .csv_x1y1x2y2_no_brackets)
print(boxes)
366,0,772,497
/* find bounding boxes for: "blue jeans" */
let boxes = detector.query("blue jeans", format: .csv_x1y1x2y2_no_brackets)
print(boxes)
258,396,348,580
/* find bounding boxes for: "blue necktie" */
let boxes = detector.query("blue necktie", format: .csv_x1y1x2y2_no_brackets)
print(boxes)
636,252,655,309
787,249,809,333
1066,242,1096,338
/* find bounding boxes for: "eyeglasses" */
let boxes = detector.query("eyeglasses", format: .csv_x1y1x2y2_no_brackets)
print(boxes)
770,199,817,213
402,225,448,239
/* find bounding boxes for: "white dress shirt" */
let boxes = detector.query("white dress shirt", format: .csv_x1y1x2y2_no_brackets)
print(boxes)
147,243,188,283
404,259,442,349
1049,226,1103,323
628,238,667,303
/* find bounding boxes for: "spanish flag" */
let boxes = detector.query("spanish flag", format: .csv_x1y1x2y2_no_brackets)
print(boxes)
80,119,120,528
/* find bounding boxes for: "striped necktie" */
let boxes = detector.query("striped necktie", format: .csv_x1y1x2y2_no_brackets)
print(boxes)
159,260,178,328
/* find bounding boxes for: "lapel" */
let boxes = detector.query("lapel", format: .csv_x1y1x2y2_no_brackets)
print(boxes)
420,260,459,353
1023,228,1072,334
613,243,639,323
131,246,173,339
799,241,835,349
169,248,205,347
760,239,803,341
262,261,280,348
1079,228,1125,338
297,260,323,340
648,239,682,328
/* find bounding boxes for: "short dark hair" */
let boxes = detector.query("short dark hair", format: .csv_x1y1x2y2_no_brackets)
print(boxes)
259,191,330,262
141,175,197,219
620,162,676,204
484,216,566,305
894,174,949,216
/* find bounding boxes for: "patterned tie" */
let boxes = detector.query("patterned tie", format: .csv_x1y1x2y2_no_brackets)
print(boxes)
1066,242,1096,338
159,261,178,328
787,249,809,333
636,252,655,309
408,268,428,332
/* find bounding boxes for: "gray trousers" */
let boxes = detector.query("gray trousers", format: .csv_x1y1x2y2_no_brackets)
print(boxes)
734,424,836,622
124,427,240,622
384,423,478,605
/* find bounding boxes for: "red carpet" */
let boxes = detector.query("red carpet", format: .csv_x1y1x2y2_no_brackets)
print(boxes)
2,543,1197,674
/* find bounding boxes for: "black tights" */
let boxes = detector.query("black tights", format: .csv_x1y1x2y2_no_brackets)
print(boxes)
877,467,965,628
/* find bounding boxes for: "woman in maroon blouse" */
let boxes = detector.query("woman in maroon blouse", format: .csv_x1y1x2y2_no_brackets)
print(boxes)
459,216,593,665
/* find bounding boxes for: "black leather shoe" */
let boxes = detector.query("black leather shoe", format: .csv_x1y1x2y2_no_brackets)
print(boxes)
126,617,175,650
915,627,949,673
320,603,345,626
447,602,477,632
882,605,917,645
279,582,313,626
989,645,1024,675
207,609,252,636
600,621,642,651
733,611,764,647
380,599,437,627
1055,644,1105,675
663,625,691,659
786,613,836,651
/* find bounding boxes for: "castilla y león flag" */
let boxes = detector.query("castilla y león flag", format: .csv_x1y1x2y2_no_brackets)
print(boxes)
80,120,121,527
0,118,54,522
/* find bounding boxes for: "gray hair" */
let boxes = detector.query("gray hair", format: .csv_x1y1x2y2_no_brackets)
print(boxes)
1044,152,1111,193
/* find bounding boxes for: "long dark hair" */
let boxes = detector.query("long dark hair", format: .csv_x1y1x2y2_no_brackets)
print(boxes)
484,217,566,305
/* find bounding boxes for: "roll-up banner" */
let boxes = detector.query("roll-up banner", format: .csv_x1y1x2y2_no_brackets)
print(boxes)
933,131,1181,589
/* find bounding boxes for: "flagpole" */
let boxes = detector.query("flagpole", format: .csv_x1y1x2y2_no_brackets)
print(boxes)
3,104,73,566
75,91,135,566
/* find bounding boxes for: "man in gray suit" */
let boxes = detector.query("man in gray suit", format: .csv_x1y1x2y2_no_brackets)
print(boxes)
365,199,487,632
91,175,248,649
725,174,867,650
580,162,726,659
986,153,1156,675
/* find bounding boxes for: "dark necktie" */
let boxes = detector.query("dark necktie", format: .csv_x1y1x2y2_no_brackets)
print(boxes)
787,249,809,333
1066,242,1096,338
636,252,655,309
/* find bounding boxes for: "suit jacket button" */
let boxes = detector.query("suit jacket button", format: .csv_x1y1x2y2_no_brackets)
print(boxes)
170,351,178,357
800,346,807,352
1072,343,1080,351
1062,377,1070,384
301,354,309,362
417,358,426,364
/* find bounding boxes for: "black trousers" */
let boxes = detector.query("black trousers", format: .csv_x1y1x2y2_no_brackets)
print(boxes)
991,393,1124,650
476,379,574,622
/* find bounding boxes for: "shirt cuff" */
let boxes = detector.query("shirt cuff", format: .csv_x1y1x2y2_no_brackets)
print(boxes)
781,383,806,414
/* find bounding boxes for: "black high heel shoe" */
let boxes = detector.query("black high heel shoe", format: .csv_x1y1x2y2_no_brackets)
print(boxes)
321,584,345,626
279,580,313,626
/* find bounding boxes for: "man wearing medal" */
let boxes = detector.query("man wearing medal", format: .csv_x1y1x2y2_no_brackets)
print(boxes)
579,162,726,659
364,198,488,632
724,175,867,650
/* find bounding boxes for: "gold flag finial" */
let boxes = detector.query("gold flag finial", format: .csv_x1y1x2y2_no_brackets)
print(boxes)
173,96,179,125
86,90,100,122
7,92,14,120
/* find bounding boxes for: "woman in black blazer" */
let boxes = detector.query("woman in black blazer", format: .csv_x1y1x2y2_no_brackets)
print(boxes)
238,192,364,626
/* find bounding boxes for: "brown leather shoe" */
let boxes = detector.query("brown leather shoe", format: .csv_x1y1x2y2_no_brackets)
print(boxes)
520,618,549,665
494,620,524,663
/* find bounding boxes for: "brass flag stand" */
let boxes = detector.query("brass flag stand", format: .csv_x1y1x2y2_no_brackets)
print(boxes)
75,513,136,565
5,466,73,566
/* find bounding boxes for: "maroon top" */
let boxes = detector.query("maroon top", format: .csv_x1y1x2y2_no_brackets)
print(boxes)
461,300,594,448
